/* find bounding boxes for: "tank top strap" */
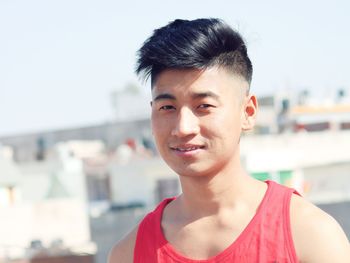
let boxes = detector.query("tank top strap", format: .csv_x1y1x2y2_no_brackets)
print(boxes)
134,183,300,262
262,180,300,263
134,197,175,262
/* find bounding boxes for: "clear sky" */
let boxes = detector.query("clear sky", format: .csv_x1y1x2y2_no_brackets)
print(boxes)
1,0,349,136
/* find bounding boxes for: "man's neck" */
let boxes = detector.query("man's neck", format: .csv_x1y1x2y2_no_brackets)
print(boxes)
177,163,261,219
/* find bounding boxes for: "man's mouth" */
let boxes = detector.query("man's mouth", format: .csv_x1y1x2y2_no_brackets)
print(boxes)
170,145,205,152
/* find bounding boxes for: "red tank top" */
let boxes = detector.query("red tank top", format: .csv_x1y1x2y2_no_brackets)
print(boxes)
134,180,299,262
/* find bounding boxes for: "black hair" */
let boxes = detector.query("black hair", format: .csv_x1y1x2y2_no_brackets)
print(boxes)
136,18,253,87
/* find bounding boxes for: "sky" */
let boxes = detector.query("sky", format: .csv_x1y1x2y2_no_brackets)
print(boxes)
0,0,349,136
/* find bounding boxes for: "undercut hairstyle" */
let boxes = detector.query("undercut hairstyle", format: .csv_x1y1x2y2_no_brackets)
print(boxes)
136,18,253,88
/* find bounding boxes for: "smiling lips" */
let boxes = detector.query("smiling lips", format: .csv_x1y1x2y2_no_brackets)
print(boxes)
170,144,205,153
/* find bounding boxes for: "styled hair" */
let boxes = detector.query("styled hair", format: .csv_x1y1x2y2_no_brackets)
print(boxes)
136,18,253,87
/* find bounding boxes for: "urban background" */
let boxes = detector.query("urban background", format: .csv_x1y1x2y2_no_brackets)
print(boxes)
1,1,350,263
1,86,350,263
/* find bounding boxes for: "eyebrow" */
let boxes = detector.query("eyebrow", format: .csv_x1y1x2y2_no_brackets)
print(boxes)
191,91,220,101
153,93,176,101
153,91,220,102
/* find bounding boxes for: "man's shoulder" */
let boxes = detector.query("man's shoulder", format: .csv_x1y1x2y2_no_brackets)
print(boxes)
290,194,350,262
108,226,139,263
108,200,167,263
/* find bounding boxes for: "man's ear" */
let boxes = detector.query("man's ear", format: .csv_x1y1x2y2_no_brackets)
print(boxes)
241,94,258,131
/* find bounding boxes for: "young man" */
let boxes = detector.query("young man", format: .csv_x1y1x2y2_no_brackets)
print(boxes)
109,18,350,262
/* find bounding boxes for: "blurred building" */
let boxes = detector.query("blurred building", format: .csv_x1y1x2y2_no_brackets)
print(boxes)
0,119,151,163
109,157,179,207
1,87,350,262
9,254,94,263
241,130,350,203
291,103,350,132
110,83,151,122
255,88,350,134
0,142,96,262
0,145,21,206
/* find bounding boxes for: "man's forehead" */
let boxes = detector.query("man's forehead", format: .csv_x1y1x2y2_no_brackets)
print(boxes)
153,68,205,89
152,90,220,102
152,67,248,98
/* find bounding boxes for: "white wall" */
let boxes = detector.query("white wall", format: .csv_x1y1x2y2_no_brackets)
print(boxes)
0,199,91,259
241,130,350,170
109,157,178,206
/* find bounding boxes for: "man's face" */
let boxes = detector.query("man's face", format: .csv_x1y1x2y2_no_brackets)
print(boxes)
151,67,253,177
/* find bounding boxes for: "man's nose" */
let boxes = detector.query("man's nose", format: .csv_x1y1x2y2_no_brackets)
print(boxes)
171,107,200,137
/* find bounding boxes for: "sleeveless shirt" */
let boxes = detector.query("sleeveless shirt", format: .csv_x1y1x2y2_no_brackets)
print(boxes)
134,180,299,262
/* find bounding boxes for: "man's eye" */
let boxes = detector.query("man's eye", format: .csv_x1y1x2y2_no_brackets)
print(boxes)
198,104,212,109
159,105,175,111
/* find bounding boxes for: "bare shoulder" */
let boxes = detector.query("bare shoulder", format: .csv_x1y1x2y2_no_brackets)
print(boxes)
108,225,139,263
290,194,350,263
